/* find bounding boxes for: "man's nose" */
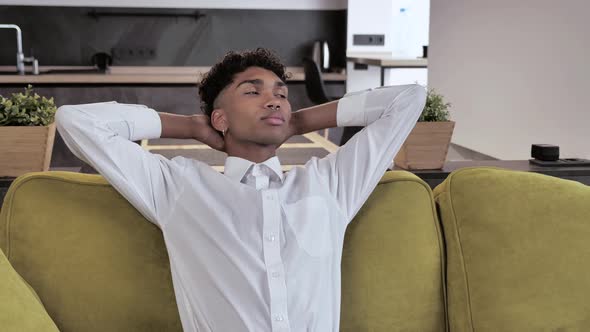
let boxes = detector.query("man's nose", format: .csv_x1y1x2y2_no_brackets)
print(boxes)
265,98,281,110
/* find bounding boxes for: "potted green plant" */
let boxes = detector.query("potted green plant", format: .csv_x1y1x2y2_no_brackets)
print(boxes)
0,85,57,177
394,88,455,170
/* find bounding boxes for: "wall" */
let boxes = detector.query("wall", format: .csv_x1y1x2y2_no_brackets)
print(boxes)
0,6,346,67
346,0,393,55
429,0,590,159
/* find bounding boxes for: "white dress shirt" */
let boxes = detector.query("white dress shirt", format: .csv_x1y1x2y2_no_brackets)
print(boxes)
55,84,426,332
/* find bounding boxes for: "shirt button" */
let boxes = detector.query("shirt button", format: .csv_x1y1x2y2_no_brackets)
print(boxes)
274,315,284,322
266,234,276,242
266,194,274,200
271,271,281,278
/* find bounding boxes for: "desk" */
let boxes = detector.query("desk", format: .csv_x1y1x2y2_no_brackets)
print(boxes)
394,160,590,189
346,55,427,86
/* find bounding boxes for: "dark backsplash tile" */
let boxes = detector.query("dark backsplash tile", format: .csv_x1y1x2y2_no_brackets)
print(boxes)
0,6,346,67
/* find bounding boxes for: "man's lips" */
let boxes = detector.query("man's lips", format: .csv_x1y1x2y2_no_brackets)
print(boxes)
261,115,285,125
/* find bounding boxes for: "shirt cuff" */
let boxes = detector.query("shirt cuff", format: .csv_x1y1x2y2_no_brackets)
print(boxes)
336,89,370,127
125,105,162,141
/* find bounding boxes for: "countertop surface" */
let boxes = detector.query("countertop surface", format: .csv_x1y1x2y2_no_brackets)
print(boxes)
0,66,347,84
346,53,428,67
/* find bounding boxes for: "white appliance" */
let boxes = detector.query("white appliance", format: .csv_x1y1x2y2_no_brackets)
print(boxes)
346,0,430,91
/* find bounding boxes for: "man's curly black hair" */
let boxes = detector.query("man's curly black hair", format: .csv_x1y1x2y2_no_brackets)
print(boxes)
198,48,291,117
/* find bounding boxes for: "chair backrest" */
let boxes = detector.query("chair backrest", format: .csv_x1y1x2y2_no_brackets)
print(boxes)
302,57,330,105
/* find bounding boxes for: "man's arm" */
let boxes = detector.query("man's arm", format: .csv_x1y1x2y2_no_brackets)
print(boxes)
302,84,427,224
289,100,338,136
56,102,191,227
158,113,225,151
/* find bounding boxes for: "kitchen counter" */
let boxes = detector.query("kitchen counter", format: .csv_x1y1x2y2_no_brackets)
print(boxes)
346,54,428,67
394,160,590,188
346,53,427,86
0,66,346,85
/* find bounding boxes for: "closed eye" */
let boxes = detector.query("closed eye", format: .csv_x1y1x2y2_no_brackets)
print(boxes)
245,91,259,95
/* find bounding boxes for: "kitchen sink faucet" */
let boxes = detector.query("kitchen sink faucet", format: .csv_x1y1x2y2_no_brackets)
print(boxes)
0,24,39,75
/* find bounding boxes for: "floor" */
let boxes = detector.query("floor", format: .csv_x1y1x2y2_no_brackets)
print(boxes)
142,131,340,172
142,132,496,171
446,143,498,162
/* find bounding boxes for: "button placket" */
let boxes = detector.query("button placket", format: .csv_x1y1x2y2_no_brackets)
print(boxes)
266,233,276,242
261,189,290,331
252,164,270,190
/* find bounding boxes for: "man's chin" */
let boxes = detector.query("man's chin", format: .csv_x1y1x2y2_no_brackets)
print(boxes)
253,135,287,147
256,139,284,147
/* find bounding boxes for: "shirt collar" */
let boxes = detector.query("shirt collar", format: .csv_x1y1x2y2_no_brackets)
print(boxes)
224,155,284,183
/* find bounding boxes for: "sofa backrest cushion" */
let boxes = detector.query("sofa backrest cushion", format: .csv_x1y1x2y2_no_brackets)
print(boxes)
434,167,590,331
0,171,183,332
341,171,446,332
1,170,447,332
0,248,60,332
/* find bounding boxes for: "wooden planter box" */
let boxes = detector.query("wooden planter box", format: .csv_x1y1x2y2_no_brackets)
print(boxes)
0,123,56,177
394,121,455,170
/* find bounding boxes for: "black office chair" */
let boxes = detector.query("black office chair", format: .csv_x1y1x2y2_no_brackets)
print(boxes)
302,57,362,145
302,57,331,105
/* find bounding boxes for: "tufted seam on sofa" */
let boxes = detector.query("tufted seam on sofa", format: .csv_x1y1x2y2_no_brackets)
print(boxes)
383,170,448,331
436,166,515,331
445,168,475,331
422,181,449,332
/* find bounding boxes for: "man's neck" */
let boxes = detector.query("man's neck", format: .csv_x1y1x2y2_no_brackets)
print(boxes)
225,139,278,164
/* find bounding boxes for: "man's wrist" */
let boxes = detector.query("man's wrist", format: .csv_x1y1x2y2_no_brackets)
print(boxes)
289,111,303,137
158,112,204,139
190,115,205,140
289,100,338,135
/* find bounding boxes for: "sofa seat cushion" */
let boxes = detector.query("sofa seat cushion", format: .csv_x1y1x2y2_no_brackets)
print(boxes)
341,171,446,332
434,167,590,331
0,171,182,332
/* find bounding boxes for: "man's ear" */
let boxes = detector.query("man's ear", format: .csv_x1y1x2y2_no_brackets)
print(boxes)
210,109,227,132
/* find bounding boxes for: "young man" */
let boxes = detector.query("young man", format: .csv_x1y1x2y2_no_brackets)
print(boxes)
56,48,426,332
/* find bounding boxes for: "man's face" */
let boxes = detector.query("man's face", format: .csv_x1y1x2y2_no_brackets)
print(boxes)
213,66,292,146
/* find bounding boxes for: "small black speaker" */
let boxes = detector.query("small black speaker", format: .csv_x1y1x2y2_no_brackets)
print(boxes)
531,144,559,161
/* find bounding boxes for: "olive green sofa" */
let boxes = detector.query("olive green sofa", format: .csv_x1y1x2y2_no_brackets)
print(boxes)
1,167,588,332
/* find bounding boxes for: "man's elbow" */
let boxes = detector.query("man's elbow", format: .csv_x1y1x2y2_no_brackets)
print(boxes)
408,84,427,100
408,84,427,111
55,105,81,132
